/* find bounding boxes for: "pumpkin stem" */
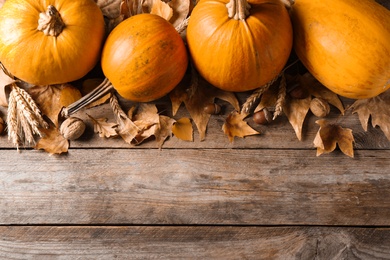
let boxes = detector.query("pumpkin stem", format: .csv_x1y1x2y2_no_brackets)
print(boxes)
62,78,114,117
37,5,65,37
226,0,251,20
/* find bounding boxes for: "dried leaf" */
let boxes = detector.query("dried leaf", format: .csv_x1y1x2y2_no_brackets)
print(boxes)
222,111,260,142
351,90,390,140
150,0,173,21
313,119,354,157
284,96,312,141
96,0,122,18
28,84,82,127
155,115,175,148
35,126,69,155
170,73,239,140
132,103,160,144
168,0,191,28
88,114,118,138
300,73,344,114
172,117,193,141
0,67,15,107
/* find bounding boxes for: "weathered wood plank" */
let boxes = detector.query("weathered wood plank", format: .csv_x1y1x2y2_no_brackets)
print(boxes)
1,226,390,259
1,149,390,225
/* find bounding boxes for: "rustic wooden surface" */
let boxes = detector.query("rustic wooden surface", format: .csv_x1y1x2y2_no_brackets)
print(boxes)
1,1,390,258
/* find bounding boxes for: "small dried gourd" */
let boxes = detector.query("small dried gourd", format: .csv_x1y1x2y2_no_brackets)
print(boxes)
0,0,105,85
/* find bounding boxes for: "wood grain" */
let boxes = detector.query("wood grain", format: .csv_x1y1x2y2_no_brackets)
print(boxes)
1,149,390,226
1,226,390,259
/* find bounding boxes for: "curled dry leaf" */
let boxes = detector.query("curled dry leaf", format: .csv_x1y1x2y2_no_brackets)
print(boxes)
350,90,390,141
170,72,240,141
132,103,160,144
28,84,82,127
88,114,118,138
150,0,173,21
35,126,69,155
172,117,193,141
96,0,124,31
313,119,354,158
155,115,175,148
222,111,260,143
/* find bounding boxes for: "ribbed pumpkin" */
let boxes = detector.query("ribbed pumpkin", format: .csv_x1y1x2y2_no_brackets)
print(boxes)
186,0,293,92
101,13,188,102
0,0,105,85
291,0,390,99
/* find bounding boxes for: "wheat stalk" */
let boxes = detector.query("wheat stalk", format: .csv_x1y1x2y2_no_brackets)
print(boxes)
273,73,287,120
7,88,20,147
110,93,128,122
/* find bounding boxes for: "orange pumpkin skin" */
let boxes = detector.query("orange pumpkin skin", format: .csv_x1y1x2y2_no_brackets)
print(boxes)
291,0,390,99
101,14,188,102
0,0,105,85
186,0,293,92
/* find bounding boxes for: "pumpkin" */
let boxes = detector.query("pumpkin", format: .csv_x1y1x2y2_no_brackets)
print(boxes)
291,0,390,99
0,0,105,85
63,13,188,116
186,0,293,92
101,13,188,102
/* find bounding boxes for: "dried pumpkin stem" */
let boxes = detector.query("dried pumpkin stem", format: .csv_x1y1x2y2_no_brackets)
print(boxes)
62,78,114,117
226,0,251,20
37,5,65,37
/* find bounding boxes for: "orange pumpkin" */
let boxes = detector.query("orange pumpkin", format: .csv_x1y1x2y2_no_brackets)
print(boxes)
101,13,188,102
291,0,390,99
0,0,105,85
186,0,293,92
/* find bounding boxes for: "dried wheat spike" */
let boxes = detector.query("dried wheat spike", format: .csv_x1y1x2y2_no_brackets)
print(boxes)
109,93,128,122
273,73,287,120
7,88,20,147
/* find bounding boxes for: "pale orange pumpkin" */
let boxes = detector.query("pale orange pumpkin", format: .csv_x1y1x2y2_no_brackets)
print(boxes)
291,0,390,99
0,0,105,85
186,0,293,92
63,14,188,116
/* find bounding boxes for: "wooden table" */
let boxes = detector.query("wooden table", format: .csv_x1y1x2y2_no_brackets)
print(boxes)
1,86,390,259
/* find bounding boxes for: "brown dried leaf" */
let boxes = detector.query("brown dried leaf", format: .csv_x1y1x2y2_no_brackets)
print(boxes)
96,0,122,18
222,111,260,142
28,84,82,127
299,73,344,114
168,0,191,28
313,119,354,157
350,90,390,140
88,114,118,138
284,96,311,141
150,0,173,21
155,115,175,148
172,117,193,141
35,126,69,155
132,103,160,144
170,73,239,141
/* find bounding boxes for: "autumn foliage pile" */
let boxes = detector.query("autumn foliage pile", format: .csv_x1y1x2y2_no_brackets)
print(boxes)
0,0,389,157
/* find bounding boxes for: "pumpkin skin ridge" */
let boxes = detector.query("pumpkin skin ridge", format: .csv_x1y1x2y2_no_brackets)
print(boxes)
291,0,390,99
186,0,293,92
0,0,105,85
101,14,188,102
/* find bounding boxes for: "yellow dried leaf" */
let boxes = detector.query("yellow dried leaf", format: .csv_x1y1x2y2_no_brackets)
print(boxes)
35,126,69,155
222,111,260,142
132,103,160,144
28,84,82,127
283,96,311,141
150,0,173,21
172,117,193,141
168,0,191,28
351,90,390,140
313,119,354,157
88,114,118,138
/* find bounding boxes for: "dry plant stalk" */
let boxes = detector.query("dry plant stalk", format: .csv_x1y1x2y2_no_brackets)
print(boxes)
273,73,287,120
7,84,48,148
109,93,128,123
